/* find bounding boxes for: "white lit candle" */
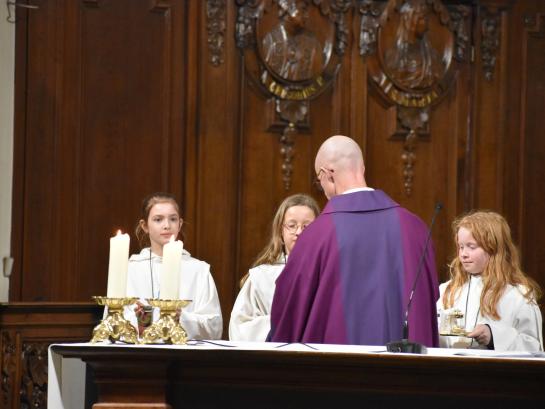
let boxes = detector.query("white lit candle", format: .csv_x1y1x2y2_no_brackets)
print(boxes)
160,235,183,299
106,230,130,298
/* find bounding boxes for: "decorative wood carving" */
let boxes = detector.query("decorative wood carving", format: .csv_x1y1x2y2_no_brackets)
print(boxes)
523,13,544,34
237,0,348,189
1,331,16,408
358,0,386,57
481,6,501,81
362,0,463,195
313,0,353,56
448,5,471,62
394,107,430,196
276,100,309,190
0,304,101,408
20,343,48,409
207,0,226,66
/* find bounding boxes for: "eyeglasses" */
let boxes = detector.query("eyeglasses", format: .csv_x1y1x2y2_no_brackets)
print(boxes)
283,222,309,234
315,167,333,192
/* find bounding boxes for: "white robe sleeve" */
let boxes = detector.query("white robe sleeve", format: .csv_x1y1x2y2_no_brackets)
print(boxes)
484,297,543,352
229,275,271,342
179,262,223,340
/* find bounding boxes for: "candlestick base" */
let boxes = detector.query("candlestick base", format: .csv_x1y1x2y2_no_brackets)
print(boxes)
91,296,139,344
140,299,192,345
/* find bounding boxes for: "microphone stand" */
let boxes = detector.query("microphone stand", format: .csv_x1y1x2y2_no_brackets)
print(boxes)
386,203,442,354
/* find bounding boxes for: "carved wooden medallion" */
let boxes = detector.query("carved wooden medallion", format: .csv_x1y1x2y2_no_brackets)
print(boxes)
361,0,468,195
237,0,350,189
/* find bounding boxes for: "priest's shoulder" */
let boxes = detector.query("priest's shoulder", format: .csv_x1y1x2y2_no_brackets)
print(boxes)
395,206,429,232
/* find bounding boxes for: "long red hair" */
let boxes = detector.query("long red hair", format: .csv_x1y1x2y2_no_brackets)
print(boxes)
443,211,541,320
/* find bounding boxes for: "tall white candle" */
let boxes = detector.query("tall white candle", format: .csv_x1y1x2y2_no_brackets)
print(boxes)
106,230,130,298
160,235,183,299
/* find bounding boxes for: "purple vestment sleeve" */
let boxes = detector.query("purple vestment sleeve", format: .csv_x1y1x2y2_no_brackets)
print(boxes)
270,190,439,346
397,208,440,347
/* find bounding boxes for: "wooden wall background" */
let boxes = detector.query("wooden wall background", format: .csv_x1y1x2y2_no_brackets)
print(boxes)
9,0,545,337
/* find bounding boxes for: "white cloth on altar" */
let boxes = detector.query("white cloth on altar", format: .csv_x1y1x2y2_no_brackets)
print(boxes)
47,347,86,409
437,275,543,351
124,247,222,340
229,262,285,341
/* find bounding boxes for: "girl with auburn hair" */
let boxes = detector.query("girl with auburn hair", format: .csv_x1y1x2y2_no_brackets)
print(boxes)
125,192,222,340
438,210,542,351
229,194,320,341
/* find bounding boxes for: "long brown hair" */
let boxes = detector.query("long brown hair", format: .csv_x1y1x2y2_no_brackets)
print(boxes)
135,192,181,249
240,193,320,287
442,210,541,320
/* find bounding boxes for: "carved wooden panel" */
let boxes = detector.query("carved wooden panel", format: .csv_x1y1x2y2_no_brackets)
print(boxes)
1,331,17,409
0,303,101,409
20,343,48,409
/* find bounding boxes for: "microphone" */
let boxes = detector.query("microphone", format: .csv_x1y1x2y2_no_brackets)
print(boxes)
386,202,443,354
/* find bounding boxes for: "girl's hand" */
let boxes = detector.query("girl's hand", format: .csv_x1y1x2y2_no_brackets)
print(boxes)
134,301,153,335
467,324,492,346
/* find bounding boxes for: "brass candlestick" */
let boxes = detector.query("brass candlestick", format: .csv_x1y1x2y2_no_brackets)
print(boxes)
91,296,139,344
140,299,191,345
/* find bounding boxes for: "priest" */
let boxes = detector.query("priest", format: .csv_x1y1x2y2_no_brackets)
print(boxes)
269,135,439,346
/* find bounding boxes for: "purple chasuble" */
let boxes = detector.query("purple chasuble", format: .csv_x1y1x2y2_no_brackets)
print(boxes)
270,190,439,346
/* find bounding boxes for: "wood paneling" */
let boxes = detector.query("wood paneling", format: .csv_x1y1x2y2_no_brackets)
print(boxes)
12,0,187,301
517,10,545,289
0,302,101,409
10,0,545,338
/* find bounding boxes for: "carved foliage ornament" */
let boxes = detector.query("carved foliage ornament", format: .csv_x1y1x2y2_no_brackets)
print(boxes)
236,0,350,190
480,6,500,81
1,331,16,408
207,0,226,66
20,343,48,409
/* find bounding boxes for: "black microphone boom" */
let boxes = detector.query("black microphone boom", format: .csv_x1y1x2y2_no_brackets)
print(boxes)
386,202,443,354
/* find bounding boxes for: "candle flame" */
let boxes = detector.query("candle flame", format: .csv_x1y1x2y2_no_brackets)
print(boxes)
116,229,122,236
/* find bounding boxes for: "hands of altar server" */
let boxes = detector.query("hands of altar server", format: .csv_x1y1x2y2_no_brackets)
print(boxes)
134,301,153,335
175,308,181,323
467,324,491,346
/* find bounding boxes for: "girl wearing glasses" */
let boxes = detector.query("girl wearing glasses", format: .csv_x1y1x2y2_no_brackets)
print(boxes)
229,194,320,341
125,192,222,340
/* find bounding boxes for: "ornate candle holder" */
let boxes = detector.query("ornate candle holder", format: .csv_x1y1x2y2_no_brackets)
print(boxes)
90,296,139,344
140,299,191,345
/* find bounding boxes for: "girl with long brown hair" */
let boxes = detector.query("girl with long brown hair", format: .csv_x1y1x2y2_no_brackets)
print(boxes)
229,194,320,341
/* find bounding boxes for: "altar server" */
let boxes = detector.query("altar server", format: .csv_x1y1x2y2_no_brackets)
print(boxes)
229,194,320,341
125,192,222,340
270,135,439,346
438,210,543,351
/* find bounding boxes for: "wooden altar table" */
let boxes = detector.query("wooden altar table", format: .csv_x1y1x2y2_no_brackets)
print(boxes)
49,341,545,409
